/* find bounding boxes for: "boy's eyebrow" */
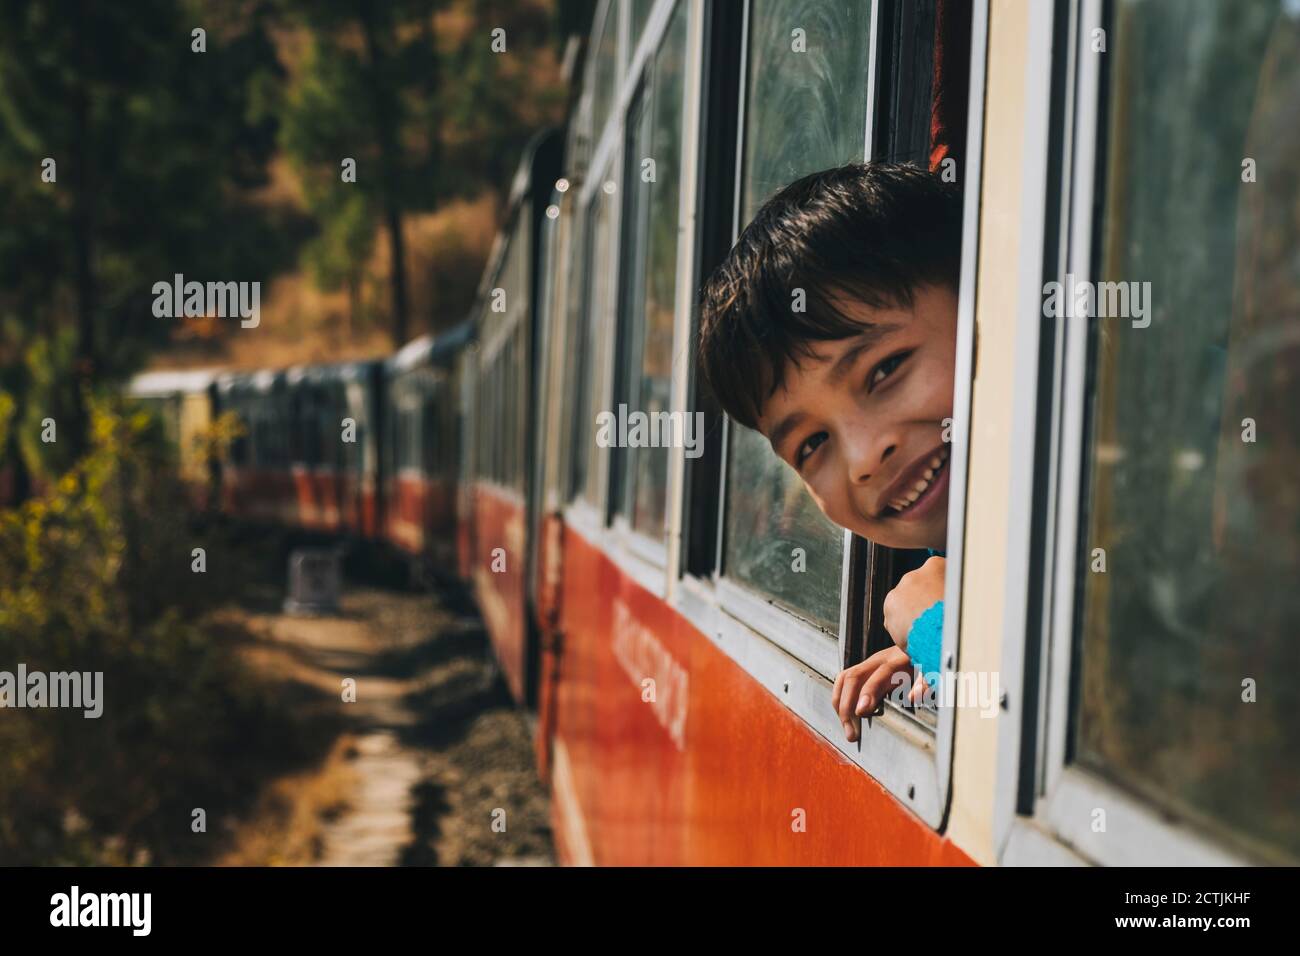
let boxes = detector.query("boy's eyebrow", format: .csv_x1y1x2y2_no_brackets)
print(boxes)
825,322,902,387
769,411,806,458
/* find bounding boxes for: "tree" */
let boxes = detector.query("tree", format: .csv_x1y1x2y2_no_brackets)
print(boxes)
0,0,286,474
280,0,444,349
280,0,567,346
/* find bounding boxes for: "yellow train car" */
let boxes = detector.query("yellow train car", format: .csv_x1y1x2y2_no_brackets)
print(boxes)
126,368,219,502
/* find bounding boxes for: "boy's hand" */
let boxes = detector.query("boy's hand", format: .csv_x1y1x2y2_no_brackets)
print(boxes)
831,646,915,742
882,556,946,651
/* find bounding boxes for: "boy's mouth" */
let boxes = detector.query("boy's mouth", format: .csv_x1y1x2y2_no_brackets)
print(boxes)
878,446,950,521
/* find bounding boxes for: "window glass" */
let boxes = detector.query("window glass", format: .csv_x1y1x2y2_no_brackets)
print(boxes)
505,346,513,488
740,0,872,221
577,170,619,507
515,325,527,492
631,0,660,55
722,0,872,629
564,200,590,501
617,1,688,540
1075,0,1300,860
591,2,621,141
632,0,656,46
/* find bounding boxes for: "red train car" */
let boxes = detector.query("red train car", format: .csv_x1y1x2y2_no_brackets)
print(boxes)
452,0,1300,866
460,128,563,704
213,361,384,539
382,321,474,576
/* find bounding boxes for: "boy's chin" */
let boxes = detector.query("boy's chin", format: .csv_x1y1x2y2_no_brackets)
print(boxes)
852,517,948,553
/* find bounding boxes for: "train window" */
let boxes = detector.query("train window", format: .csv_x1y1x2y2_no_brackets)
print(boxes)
486,368,494,483
562,199,590,502
507,337,517,489
719,0,876,631
423,382,437,476
404,401,420,472
495,359,504,485
1067,0,1300,861
489,355,498,483
738,0,873,218
631,0,656,49
490,355,499,484
513,330,521,493
513,331,523,491
612,0,689,543
493,360,501,485
479,376,486,481
575,164,620,508
590,0,621,144
496,350,506,486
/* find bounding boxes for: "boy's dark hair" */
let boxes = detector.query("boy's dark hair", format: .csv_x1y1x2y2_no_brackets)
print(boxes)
698,163,962,430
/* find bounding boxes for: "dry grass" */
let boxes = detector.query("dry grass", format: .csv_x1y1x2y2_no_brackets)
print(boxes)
215,734,360,866
147,192,499,373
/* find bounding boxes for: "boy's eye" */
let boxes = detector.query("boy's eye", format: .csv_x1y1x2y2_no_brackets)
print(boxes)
795,432,828,468
868,351,911,391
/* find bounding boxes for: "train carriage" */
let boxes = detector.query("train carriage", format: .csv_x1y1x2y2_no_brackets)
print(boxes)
465,128,563,706
460,0,1300,866
383,320,474,574
125,368,220,509
213,360,383,538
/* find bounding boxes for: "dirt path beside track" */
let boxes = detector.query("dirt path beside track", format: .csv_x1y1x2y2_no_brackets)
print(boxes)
214,587,554,866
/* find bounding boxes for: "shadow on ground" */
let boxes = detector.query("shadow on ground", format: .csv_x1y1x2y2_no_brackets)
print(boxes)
219,576,554,867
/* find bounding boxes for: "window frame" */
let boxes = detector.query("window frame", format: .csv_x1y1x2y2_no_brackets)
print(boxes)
565,0,695,600
707,0,878,678
607,7,691,569
672,0,982,829
999,0,1261,867
565,145,625,565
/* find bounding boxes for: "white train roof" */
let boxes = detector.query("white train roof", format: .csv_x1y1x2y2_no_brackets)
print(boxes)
126,368,220,397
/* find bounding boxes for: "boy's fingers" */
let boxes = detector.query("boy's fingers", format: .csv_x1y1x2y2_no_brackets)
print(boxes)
859,649,914,713
838,671,867,726
831,669,846,716
840,671,876,742
854,678,883,717
909,677,926,705
848,648,894,713
861,667,899,714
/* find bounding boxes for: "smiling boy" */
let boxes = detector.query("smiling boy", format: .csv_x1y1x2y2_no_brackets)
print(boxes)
698,163,961,743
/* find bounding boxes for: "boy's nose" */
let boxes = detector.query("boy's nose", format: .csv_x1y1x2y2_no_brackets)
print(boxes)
850,441,896,485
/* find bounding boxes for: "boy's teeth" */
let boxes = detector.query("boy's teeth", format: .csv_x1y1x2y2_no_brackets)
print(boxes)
889,450,949,515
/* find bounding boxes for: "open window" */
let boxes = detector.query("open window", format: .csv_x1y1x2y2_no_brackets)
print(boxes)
855,0,971,725
713,0,877,678
702,0,971,686
672,0,981,825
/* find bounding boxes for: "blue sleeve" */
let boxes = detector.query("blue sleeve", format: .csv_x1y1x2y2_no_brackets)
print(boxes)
906,600,944,682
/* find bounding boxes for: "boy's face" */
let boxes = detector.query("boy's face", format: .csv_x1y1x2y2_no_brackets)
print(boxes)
758,284,958,552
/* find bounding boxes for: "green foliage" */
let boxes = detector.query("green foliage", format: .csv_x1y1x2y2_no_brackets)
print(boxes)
279,0,567,341
0,397,289,864
436,1,567,196
0,0,300,459
11,328,79,481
